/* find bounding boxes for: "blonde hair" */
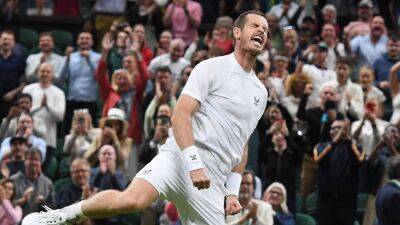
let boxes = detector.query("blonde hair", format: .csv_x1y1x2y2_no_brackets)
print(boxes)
264,182,289,214
285,72,312,96
70,111,93,134
111,69,134,92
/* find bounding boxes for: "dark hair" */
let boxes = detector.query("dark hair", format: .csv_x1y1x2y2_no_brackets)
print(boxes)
154,115,171,127
0,30,15,38
1,179,16,201
387,155,400,179
233,10,265,30
243,169,256,187
24,148,42,161
336,57,353,66
155,66,172,76
18,93,32,102
388,32,399,42
39,32,53,40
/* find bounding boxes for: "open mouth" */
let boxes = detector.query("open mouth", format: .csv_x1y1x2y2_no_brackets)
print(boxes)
251,34,264,46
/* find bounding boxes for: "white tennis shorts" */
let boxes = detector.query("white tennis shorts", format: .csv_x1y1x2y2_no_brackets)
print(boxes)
135,141,228,225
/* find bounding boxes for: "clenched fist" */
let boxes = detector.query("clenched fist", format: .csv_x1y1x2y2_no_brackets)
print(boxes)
225,195,242,215
189,168,210,190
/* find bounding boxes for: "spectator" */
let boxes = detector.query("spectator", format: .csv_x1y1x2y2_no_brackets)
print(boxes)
262,182,295,225
373,34,400,90
154,30,172,57
0,179,22,225
226,170,274,225
63,109,100,160
132,24,154,66
93,0,126,49
102,30,132,75
390,61,400,124
358,66,386,103
314,119,364,225
268,0,299,28
0,30,25,119
144,67,176,138
56,158,95,208
61,31,101,133
343,0,373,41
97,33,149,145
25,32,64,84
0,0,20,32
22,63,65,148
350,15,388,67
320,23,346,70
188,50,207,67
139,115,171,167
3,136,27,176
375,155,400,225
318,4,340,35
302,43,337,108
163,0,203,46
0,114,46,163
0,93,45,141
282,28,301,73
297,83,344,198
172,65,192,98
206,16,234,55
265,13,283,52
268,53,290,102
84,108,132,170
258,131,302,212
26,0,53,16
148,38,190,80
144,102,172,140
330,57,364,120
11,148,55,217
90,145,126,225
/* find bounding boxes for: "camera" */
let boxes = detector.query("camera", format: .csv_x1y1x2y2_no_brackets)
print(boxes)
78,117,85,125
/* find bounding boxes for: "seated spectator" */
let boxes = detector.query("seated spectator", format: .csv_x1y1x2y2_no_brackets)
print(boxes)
373,34,400,91
84,108,132,170
132,24,154,66
11,148,55,217
0,93,45,141
320,23,346,70
154,30,172,57
226,170,274,225
61,31,101,134
343,0,373,42
63,109,100,159
390,61,400,124
269,0,300,28
0,114,46,162
144,67,176,138
172,65,192,98
350,15,387,67
314,119,364,225
162,0,202,46
144,103,172,140
359,66,386,103
330,57,364,120
0,30,26,119
97,33,149,145
148,38,190,80
258,131,302,212
90,145,126,225
140,115,171,167
0,179,22,224
262,182,295,225
26,0,53,16
56,158,95,208
25,32,64,84
375,155,400,225
22,63,65,148
3,136,27,176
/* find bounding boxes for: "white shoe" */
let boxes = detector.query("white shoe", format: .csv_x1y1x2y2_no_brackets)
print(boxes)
22,206,79,225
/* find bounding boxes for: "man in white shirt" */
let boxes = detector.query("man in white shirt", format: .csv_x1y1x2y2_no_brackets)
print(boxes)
22,63,65,148
268,0,299,28
23,10,268,225
25,32,64,84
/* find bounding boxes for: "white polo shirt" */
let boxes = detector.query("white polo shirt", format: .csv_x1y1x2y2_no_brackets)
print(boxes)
168,53,268,175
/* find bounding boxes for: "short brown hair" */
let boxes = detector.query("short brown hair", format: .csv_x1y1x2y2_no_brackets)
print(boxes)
233,10,265,30
0,30,15,38
39,32,53,40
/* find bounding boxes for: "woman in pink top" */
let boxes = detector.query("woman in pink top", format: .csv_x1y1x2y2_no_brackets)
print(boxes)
0,179,22,225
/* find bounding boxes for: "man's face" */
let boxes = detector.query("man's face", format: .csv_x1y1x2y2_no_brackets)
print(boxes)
321,24,336,41
314,50,327,65
11,141,27,159
39,35,54,52
77,32,93,50
0,33,15,52
18,97,32,112
370,16,385,37
71,163,90,186
38,64,53,84
133,25,145,43
234,14,269,55
330,120,344,139
336,63,351,82
239,173,254,204
123,55,137,72
320,86,337,103
156,71,172,91
387,39,400,58
170,44,184,62
358,5,372,21
24,153,42,175
18,115,33,130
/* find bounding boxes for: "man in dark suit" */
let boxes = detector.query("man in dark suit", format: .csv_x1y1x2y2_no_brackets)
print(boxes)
375,155,400,225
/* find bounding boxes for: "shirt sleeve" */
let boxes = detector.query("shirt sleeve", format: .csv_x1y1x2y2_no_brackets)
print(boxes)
350,36,361,54
181,60,215,104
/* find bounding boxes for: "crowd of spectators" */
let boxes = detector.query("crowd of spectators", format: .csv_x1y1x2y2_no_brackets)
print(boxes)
0,0,400,224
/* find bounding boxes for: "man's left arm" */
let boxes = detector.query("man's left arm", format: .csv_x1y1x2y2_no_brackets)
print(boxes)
225,142,248,215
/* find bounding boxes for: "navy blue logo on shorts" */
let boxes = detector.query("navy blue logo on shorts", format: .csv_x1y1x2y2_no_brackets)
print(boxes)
190,155,197,160
143,169,152,175
254,96,260,106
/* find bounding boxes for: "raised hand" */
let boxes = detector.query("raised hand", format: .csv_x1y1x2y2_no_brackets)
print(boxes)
189,168,210,190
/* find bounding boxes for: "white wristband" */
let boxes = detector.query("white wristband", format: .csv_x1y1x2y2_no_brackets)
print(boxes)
226,172,242,197
181,146,204,171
